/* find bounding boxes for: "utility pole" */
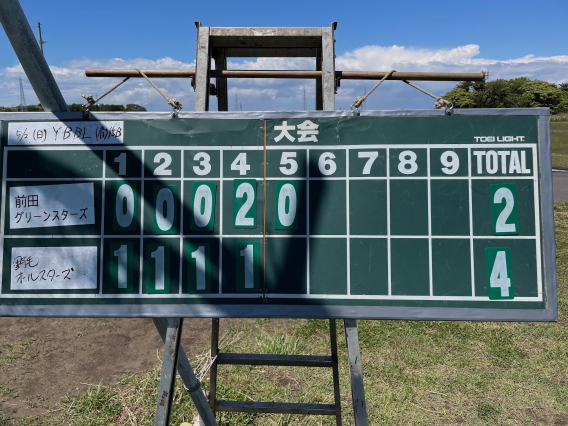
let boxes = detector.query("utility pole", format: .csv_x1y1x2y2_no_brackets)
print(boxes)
37,22,46,55
303,86,306,110
19,77,27,111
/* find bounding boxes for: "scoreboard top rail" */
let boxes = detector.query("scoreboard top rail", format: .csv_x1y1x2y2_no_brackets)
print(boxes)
0,108,557,321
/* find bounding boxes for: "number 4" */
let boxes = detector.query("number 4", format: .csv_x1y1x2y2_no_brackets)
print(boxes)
231,153,251,175
485,247,514,300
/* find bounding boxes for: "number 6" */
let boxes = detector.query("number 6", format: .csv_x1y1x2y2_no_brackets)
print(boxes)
318,152,336,176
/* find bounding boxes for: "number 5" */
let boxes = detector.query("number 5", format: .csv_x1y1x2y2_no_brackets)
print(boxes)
358,151,378,175
279,152,298,175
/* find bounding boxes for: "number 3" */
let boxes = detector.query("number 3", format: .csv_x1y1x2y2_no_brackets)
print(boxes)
193,152,211,176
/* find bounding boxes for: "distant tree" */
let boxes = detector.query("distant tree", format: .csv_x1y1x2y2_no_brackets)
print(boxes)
559,83,568,92
443,78,568,113
1,103,146,112
126,104,147,111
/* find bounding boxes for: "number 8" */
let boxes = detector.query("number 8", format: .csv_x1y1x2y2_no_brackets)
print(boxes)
398,151,418,175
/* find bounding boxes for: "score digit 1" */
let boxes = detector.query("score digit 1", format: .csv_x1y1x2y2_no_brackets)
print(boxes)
187,243,211,293
236,241,260,292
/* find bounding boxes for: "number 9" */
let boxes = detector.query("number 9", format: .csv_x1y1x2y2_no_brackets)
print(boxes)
440,151,459,175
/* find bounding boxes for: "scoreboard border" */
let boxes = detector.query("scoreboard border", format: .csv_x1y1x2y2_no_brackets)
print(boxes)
0,108,557,321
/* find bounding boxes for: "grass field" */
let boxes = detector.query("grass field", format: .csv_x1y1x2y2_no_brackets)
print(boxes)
1,204,566,425
551,122,568,169
2,123,568,425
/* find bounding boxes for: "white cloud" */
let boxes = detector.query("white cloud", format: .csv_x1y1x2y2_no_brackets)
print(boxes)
2,44,567,111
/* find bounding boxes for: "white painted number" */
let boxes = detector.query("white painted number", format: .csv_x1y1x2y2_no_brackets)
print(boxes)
115,184,135,228
156,188,175,232
398,150,418,175
279,152,298,175
318,152,336,175
235,183,255,227
114,153,126,175
191,246,206,290
150,246,165,290
494,187,516,233
193,185,213,228
440,151,459,175
240,244,254,289
358,151,378,175
193,152,211,176
114,245,127,289
231,153,251,175
490,251,511,297
154,153,172,176
278,184,297,227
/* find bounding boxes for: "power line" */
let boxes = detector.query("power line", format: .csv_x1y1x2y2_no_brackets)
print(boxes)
19,77,27,112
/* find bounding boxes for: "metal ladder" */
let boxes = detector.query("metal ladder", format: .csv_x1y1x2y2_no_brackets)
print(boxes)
208,319,343,424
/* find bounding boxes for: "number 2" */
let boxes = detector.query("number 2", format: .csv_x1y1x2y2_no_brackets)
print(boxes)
154,153,172,176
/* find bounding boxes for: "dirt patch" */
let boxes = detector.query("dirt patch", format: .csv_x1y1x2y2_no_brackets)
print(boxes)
0,317,243,420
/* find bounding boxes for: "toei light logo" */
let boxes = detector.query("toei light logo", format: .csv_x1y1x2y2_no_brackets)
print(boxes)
474,136,525,142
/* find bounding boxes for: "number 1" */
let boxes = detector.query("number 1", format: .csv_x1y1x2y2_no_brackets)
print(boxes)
236,241,259,292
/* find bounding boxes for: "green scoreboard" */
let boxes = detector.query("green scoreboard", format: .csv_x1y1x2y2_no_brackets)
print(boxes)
0,109,557,321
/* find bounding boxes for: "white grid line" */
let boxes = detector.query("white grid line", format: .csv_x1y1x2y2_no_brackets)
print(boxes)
427,148,433,297
469,147,475,296
0,144,544,303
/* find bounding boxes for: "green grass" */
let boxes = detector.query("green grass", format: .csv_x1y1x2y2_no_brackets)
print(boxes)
4,206,568,425
552,122,568,169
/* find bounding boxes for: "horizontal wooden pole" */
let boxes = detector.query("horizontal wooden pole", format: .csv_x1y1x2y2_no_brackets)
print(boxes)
85,69,484,81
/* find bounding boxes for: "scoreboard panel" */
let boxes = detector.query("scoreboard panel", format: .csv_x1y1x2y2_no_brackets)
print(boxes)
0,109,556,320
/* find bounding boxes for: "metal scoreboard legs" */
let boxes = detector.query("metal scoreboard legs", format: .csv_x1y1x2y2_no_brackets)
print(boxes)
152,318,218,426
344,320,368,426
207,319,367,424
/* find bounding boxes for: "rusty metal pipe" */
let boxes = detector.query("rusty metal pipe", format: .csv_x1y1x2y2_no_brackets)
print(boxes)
85,69,484,81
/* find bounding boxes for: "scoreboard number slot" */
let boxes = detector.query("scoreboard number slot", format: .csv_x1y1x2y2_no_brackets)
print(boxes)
275,181,300,230
114,182,138,231
236,241,260,292
187,243,212,293
193,152,211,176
114,152,127,176
146,243,171,294
190,182,216,231
358,151,379,175
319,152,337,176
233,180,257,228
231,153,251,176
486,247,515,300
440,151,460,175
280,152,298,175
398,150,418,175
490,183,519,235
153,152,173,176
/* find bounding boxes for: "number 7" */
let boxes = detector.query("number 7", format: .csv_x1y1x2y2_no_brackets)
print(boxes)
358,151,378,174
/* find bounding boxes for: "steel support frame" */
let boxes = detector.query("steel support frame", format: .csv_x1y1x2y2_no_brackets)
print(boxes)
0,0,69,112
152,318,218,426
208,318,344,423
193,23,336,111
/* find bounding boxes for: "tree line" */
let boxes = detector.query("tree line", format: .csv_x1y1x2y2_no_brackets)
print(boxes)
443,78,568,113
0,103,147,112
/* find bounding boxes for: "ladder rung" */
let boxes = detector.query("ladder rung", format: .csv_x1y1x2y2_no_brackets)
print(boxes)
216,352,333,367
216,400,337,415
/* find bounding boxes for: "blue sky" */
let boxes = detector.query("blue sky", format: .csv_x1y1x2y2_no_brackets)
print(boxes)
1,0,567,111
